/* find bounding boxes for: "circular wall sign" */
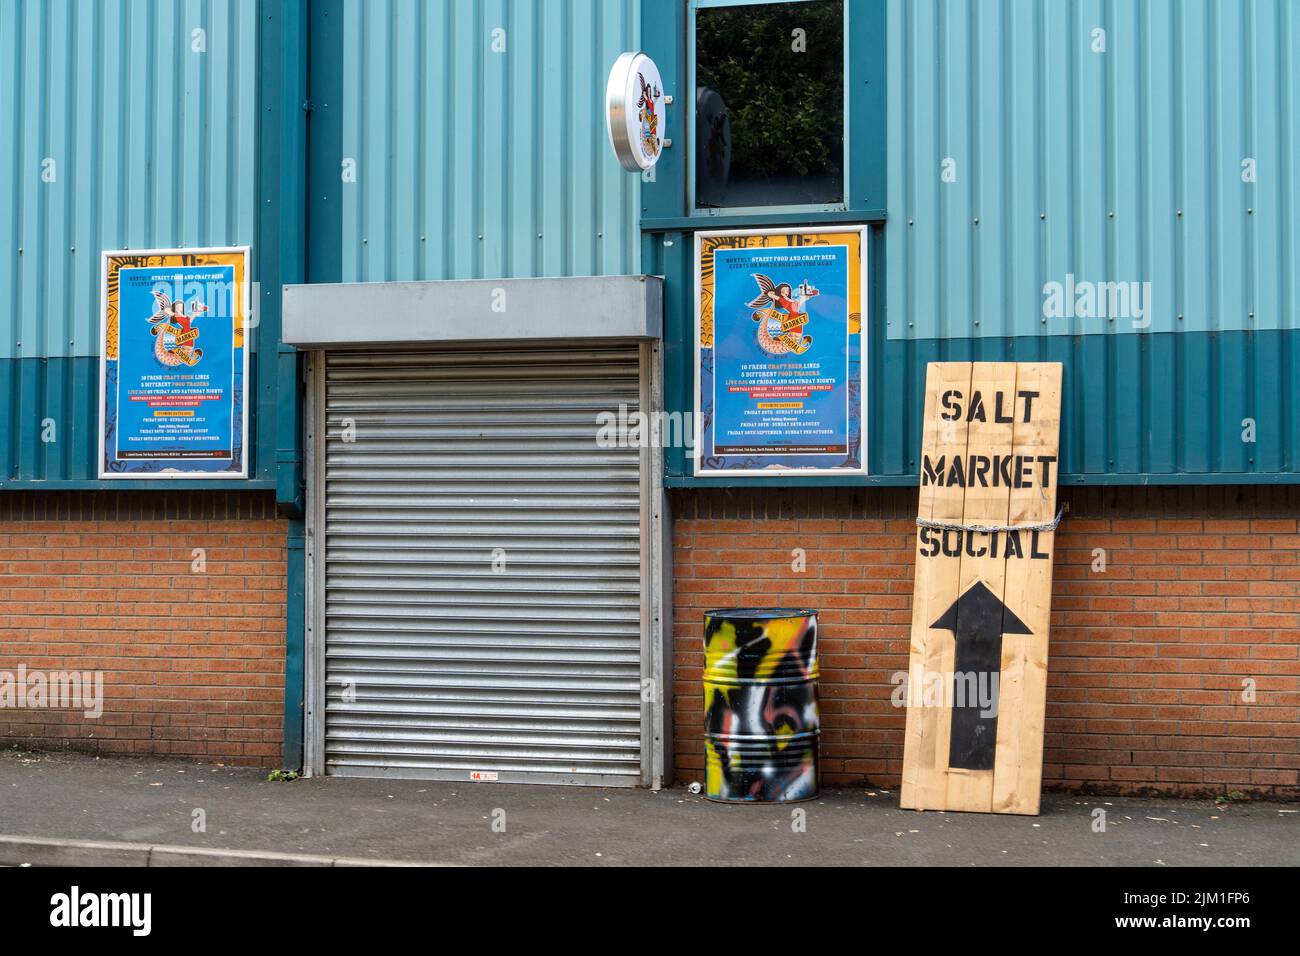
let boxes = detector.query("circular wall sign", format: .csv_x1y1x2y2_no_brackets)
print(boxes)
605,51,665,172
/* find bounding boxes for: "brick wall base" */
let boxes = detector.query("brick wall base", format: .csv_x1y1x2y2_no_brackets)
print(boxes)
672,485,1300,799
0,491,288,766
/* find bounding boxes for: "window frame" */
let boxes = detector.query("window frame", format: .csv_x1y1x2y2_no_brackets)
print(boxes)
688,0,851,216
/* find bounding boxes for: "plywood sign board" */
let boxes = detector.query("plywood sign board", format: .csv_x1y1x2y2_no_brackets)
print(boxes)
900,362,1063,815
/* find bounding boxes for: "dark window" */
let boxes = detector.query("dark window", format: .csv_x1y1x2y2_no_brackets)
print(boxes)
694,0,845,209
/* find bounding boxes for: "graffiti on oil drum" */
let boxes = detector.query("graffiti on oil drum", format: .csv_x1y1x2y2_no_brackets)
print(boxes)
703,609,819,802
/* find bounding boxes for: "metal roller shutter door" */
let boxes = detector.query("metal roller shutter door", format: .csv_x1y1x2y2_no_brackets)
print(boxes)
322,346,645,783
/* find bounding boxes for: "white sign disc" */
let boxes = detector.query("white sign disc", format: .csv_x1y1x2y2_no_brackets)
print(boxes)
605,51,665,172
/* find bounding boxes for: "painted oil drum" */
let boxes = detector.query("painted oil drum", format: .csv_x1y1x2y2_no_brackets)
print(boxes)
704,608,819,803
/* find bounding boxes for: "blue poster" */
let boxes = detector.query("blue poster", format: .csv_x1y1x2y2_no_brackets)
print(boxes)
100,249,249,477
696,230,865,474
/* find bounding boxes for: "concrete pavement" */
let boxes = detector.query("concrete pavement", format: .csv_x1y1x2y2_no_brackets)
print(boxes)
1,747,1296,866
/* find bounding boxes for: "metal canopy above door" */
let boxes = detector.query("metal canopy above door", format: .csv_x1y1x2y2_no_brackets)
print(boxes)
311,345,652,785
283,275,663,350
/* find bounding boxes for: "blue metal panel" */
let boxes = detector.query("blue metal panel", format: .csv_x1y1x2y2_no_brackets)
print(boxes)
0,0,263,486
317,0,640,284
1,0,259,361
653,0,1298,484
886,0,1300,340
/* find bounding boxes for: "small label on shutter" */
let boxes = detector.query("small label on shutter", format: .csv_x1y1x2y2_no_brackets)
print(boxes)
469,770,499,782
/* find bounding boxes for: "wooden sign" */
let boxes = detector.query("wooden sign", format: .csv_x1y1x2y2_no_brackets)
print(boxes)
900,362,1063,815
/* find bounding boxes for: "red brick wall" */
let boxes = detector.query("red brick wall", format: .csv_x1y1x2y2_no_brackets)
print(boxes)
672,486,1300,799
0,492,287,766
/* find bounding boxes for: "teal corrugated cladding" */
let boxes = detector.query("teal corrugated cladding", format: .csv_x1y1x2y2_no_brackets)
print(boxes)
879,0,1299,480
0,0,258,481
1,0,258,360
326,0,639,283
887,0,1299,339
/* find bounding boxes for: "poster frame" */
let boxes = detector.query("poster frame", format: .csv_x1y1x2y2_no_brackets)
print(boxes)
97,245,251,480
692,225,868,478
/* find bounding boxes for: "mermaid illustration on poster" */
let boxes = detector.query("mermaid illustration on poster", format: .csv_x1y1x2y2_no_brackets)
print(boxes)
746,274,819,355
150,289,208,367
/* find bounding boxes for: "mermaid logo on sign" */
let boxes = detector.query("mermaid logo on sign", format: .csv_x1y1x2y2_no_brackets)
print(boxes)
149,288,207,367
636,71,662,162
605,52,666,173
746,274,819,355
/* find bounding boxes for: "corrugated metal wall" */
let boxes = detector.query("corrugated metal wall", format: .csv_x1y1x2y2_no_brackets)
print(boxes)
6,0,1296,482
886,0,1299,339
655,0,1298,482
1,0,259,361
318,0,640,284
869,0,1299,479
0,0,259,483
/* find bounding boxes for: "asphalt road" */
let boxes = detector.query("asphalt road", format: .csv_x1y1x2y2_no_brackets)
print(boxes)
1,748,1296,866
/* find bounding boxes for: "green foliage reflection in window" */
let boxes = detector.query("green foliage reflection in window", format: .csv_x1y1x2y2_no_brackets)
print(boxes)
695,0,845,208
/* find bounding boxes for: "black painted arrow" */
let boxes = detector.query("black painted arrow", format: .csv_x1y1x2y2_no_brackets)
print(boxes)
931,581,1032,771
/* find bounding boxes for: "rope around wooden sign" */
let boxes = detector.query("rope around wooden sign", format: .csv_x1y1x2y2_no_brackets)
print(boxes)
914,507,1065,535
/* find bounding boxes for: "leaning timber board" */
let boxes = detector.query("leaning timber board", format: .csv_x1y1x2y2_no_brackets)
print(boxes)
900,362,1063,815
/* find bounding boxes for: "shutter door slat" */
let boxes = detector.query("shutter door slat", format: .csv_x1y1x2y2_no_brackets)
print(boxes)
323,347,643,782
